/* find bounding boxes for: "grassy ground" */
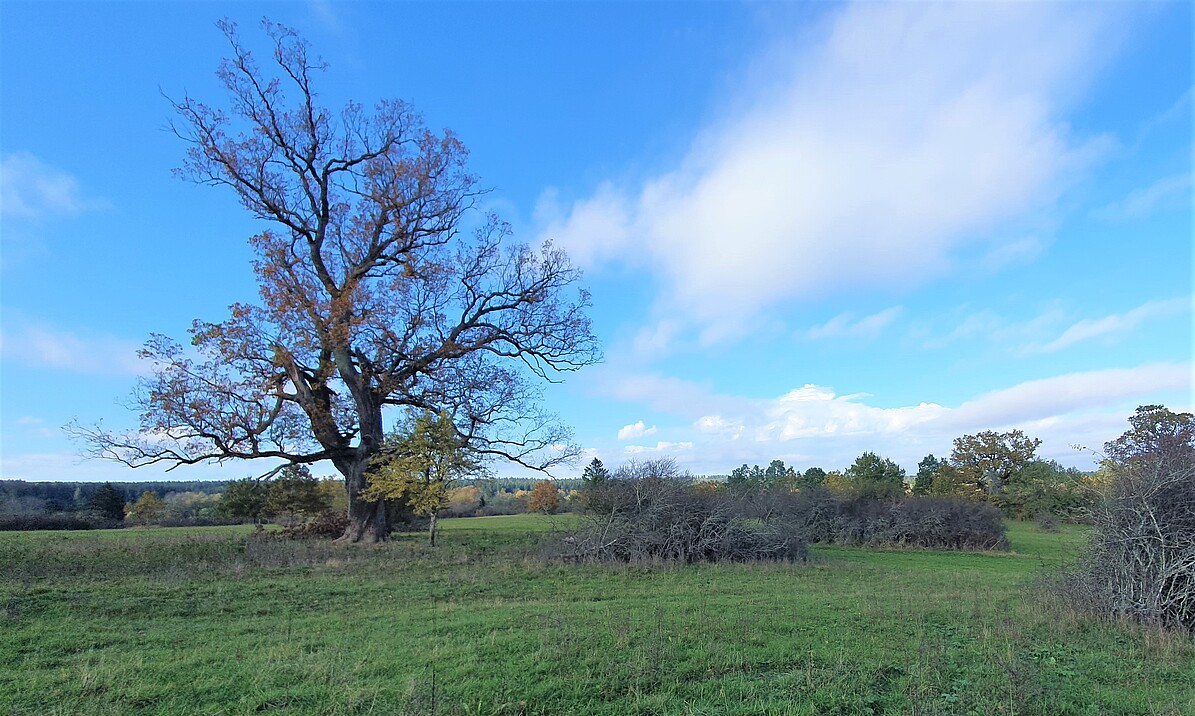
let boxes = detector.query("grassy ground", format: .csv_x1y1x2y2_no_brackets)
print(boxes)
1,517,1191,715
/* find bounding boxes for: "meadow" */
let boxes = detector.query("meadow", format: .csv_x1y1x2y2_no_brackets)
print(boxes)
1,515,1191,715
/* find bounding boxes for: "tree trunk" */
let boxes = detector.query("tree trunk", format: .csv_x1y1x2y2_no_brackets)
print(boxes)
428,511,437,547
337,457,389,543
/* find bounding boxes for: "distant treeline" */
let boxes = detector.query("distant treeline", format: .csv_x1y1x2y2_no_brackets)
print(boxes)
0,476,581,518
470,477,584,500
0,480,226,514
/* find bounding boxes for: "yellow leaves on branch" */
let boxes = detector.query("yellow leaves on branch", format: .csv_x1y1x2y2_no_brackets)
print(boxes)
362,410,479,516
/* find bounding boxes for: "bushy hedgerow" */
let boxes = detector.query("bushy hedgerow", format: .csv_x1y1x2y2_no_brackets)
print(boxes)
563,459,806,564
0,513,101,531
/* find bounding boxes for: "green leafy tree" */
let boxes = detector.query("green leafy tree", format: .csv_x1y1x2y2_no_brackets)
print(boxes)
929,463,985,499
89,483,126,522
364,411,480,545
845,452,906,500
1105,405,1195,468
950,430,1041,497
581,458,609,486
912,454,942,496
163,491,222,522
797,467,826,492
578,457,610,513
728,463,767,491
1001,459,1093,520
764,459,787,481
219,478,270,523
264,464,332,525
126,491,168,525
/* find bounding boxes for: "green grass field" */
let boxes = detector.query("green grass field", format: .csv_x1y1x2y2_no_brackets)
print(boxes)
1,517,1191,715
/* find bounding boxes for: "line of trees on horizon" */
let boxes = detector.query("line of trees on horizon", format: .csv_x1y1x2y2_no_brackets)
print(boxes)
0,472,583,532
701,427,1099,523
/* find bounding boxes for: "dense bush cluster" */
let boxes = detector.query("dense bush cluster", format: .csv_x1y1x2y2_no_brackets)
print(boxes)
563,459,807,564
1061,406,1195,634
275,510,351,539
563,458,1010,564
783,490,1010,550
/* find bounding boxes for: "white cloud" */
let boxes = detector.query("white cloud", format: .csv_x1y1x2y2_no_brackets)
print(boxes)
0,320,146,376
0,152,107,220
1094,173,1192,220
805,306,903,340
617,420,658,441
694,415,745,440
538,3,1116,340
598,362,1190,474
979,235,1050,272
1026,297,1191,354
625,441,694,456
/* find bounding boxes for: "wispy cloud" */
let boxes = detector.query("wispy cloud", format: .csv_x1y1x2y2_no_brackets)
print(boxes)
1094,173,1192,220
538,3,1117,342
920,305,1067,352
946,363,1191,430
0,152,108,220
306,0,348,37
617,420,657,441
979,235,1050,273
805,306,903,340
13,415,60,439
1025,297,1191,354
0,320,146,376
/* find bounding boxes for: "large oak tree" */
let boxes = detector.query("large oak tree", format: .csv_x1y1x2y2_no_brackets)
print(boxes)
74,20,600,542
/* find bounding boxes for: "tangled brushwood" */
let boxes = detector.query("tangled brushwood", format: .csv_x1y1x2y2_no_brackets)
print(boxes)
779,489,1009,551
1061,406,1195,634
564,459,807,564
561,458,1010,564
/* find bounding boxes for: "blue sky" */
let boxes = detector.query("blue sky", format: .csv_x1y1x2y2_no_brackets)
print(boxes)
1,1,1191,482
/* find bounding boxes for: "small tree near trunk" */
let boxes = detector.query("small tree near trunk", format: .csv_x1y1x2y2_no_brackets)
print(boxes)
364,411,479,546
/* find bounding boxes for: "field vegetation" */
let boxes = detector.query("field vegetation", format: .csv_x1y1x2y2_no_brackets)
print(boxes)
2,516,1191,715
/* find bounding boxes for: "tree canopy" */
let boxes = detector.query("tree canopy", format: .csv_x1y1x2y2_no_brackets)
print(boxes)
72,20,599,542
844,452,906,500
949,430,1040,497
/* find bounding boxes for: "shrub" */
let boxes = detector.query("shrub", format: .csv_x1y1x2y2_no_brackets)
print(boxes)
1033,511,1060,532
780,489,1009,551
478,491,529,516
276,510,350,539
563,459,806,564
1060,406,1195,634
